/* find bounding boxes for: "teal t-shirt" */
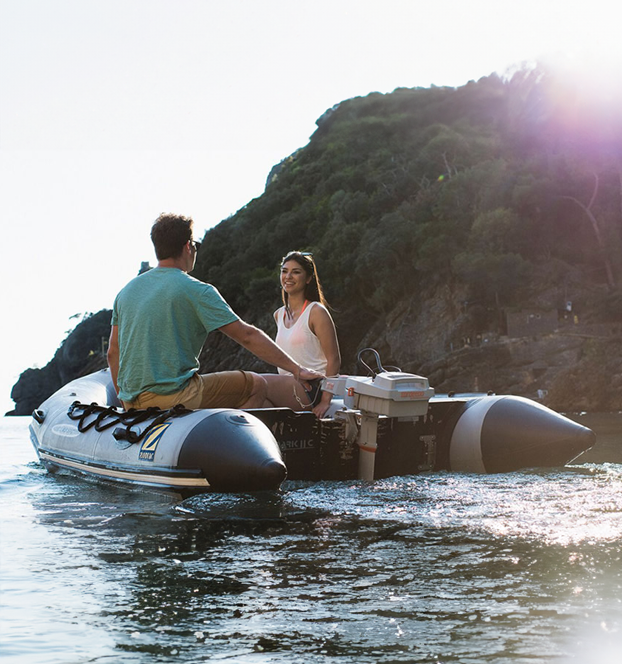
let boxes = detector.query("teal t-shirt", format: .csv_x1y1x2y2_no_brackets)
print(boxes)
112,268,238,402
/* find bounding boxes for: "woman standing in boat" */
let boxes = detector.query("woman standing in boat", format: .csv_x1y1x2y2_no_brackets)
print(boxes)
264,251,340,418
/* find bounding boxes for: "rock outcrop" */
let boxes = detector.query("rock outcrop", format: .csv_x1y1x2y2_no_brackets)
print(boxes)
9,311,111,415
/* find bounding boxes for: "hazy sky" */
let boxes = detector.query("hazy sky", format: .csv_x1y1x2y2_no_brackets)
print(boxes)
1,0,619,413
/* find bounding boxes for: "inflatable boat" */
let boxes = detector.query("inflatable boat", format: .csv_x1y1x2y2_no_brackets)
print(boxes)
29,358,595,495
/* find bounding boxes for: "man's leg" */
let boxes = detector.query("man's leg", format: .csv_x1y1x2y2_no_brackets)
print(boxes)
198,371,267,409
238,373,271,408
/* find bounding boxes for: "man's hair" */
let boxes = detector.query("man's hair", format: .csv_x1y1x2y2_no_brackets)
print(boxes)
150,213,194,260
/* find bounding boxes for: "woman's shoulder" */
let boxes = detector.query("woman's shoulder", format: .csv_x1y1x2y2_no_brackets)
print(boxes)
308,300,329,314
307,301,333,323
307,300,327,311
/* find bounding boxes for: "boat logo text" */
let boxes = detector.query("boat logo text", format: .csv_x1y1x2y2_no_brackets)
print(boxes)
139,423,171,461
52,424,80,438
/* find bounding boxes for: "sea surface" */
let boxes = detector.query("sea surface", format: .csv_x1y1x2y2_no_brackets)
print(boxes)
1,413,622,664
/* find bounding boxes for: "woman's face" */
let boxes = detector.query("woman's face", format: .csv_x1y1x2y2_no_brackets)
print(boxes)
281,259,311,296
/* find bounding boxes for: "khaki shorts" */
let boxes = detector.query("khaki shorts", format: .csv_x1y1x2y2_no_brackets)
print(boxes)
123,371,255,410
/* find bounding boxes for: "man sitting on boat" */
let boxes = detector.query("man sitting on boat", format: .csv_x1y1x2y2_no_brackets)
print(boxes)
107,213,323,411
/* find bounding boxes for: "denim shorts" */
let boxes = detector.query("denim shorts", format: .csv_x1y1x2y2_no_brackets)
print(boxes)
304,379,323,407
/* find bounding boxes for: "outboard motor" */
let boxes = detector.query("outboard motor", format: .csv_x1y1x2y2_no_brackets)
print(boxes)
325,349,434,480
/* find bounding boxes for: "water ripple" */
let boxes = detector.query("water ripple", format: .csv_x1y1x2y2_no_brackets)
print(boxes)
3,417,622,663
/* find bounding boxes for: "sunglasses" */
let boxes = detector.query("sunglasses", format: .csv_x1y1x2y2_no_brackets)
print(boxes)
191,240,201,252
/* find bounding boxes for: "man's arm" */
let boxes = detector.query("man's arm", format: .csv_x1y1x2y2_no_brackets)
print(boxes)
107,325,120,393
219,320,322,383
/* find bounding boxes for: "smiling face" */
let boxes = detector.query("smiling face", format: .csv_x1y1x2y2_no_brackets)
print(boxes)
281,259,311,297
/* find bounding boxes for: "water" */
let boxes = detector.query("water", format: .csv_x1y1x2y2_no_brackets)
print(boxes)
1,414,622,664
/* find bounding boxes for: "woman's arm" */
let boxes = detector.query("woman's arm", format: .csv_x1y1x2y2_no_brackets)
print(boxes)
309,305,341,417
309,305,341,375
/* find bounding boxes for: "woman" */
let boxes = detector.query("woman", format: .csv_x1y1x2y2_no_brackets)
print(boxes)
264,251,340,418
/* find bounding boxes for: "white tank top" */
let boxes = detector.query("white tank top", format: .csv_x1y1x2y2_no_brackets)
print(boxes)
275,301,328,375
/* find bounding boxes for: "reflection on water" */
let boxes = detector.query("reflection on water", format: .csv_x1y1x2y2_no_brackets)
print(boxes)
1,415,622,663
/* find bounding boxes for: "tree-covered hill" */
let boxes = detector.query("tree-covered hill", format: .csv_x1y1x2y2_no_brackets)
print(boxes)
10,62,622,414
193,64,622,379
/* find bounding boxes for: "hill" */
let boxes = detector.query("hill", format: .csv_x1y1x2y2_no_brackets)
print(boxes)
10,63,622,414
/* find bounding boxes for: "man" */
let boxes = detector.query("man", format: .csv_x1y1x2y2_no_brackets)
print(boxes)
107,213,323,410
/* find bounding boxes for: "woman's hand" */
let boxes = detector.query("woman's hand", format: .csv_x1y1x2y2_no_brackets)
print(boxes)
312,391,332,419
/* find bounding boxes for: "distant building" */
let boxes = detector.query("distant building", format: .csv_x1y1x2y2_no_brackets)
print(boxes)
138,261,152,275
506,309,558,338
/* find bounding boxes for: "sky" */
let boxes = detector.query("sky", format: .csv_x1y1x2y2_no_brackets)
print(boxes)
1,0,620,414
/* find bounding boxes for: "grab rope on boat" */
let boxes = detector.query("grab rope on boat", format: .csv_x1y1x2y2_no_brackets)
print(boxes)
357,348,401,377
67,401,193,444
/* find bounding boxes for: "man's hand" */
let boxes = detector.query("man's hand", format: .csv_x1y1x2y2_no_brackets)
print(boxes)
297,367,325,391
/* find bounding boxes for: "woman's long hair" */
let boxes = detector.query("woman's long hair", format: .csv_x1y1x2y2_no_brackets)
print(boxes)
280,251,328,316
